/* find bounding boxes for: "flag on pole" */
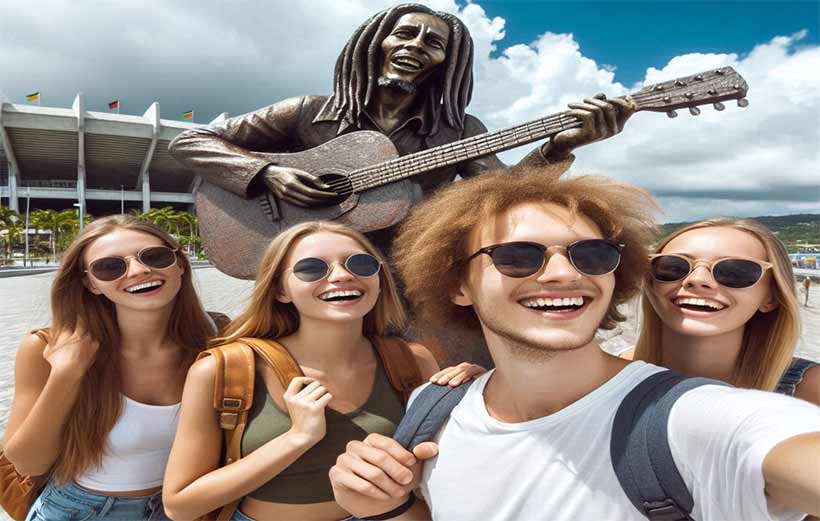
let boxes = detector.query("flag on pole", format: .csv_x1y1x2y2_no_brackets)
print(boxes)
108,99,120,112
25,92,40,104
182,110,194,120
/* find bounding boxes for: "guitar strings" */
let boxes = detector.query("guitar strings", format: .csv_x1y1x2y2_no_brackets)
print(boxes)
316,85,720,196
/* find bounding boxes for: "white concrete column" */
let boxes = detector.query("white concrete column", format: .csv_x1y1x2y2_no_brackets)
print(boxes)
0,101,21,212
137,102,160,191
142,171,151,212
73,93,86,229
7,164,18,212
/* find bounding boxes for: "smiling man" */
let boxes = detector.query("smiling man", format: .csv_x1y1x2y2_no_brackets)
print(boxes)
168,3,633,253
328,166,820,521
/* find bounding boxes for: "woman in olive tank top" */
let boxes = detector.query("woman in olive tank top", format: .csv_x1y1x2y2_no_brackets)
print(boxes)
163,221,481,521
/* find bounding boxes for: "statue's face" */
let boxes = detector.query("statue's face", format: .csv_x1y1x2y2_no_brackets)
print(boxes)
380,12,450,85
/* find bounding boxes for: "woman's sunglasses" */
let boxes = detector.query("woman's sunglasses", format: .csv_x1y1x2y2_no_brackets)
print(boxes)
86,245,178,282
290,253,381,282
466,239,625,278
649,254,773,289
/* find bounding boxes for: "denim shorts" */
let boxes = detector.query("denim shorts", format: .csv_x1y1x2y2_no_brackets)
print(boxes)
26,480,170,521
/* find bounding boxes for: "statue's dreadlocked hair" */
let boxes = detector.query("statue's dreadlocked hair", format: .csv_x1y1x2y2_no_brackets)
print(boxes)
328,3,474,135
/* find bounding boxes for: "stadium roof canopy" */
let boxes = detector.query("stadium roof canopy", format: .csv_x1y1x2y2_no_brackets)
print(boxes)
0,93,227,217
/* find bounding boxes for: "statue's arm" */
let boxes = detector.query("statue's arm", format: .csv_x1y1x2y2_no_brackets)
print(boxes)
458,115,574,179
168,96,305,197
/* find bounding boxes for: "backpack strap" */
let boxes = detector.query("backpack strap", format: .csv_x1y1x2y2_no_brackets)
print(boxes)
392,381,473,449
776,357,819,396
195,342,256,521
611,370,728,521
238,337,304,388
370,336,424,405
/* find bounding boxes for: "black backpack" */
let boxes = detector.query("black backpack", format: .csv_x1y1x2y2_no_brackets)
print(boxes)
392,369,726,521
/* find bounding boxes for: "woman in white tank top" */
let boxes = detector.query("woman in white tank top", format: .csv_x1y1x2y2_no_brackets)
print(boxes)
2,215,217,521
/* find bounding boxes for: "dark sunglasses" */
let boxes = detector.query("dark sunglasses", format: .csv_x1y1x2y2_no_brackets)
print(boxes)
650,254,773,289
466,239,625,278
289,253,381,282
86,245,178,282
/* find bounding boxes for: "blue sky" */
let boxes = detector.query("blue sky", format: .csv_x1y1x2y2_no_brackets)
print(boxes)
478,1,819,85
0,0,818,221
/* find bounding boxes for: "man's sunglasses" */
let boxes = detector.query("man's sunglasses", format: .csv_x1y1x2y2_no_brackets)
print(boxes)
289,253,381,282
650,254,773,289
466,239,625,278
86,245,178,282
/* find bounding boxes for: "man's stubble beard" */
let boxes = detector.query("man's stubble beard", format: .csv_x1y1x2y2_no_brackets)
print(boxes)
472,299,597,364
377,76,418,95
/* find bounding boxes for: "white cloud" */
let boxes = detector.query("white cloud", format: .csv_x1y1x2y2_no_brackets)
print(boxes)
0,0,817,221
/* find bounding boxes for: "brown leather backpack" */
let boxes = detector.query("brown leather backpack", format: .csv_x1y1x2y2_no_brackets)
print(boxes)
196,336,423,521
0,330,51,521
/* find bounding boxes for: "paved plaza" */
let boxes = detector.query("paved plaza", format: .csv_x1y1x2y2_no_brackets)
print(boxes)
0,268,818,518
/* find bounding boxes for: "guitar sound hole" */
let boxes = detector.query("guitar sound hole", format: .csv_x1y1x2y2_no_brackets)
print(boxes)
318,173,353,205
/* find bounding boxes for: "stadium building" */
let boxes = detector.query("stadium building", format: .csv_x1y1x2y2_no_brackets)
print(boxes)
0,94,226,220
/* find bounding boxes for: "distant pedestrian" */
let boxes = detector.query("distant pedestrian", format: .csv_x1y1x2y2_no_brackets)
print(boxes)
804,276,812,306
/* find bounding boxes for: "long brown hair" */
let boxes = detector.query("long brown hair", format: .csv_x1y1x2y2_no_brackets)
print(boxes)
48,214,214,483
217,221,406,345
635,218,800,391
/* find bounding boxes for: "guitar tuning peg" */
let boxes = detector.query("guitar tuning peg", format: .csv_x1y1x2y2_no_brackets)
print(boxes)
666,110,678,118
713,102,725,111
689,107,701,116
737,98,749,108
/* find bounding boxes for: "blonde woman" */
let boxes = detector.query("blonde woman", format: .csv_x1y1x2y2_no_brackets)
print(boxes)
2,215,216,521
633,218,818,403
163,221,480,521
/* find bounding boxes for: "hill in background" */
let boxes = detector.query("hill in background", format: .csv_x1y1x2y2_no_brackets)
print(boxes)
659,214,820,252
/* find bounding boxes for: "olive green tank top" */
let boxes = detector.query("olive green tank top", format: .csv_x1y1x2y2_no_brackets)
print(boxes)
240,354,405,504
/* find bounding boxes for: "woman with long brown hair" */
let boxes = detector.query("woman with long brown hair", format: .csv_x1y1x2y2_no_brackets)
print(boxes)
2,214,216,520
633,218,818,403
163,221,476,521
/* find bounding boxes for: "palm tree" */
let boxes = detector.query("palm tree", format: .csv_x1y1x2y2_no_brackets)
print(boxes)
0,206,24,265
30,209,76,262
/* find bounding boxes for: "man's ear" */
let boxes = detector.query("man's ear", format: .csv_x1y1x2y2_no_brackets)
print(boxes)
83,276,103,295
451,282,473,307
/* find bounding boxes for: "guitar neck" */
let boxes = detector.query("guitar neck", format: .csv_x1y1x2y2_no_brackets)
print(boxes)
349,110,585,192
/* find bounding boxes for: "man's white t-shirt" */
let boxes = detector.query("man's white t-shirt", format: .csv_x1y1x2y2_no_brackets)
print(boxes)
410,362,820,521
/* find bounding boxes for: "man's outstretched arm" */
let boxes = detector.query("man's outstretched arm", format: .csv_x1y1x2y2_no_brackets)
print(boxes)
763,432,820,515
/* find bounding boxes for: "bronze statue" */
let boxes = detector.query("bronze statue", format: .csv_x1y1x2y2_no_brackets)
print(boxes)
169,3,635,279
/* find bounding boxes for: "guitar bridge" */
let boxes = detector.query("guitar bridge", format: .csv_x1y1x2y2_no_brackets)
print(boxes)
258,192,280,222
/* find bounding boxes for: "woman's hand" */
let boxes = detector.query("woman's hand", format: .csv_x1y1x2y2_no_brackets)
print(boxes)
429,362,487,387
283,376,333,445
42,326,100,380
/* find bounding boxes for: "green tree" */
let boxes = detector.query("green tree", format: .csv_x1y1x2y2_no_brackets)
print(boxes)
0,206,24,264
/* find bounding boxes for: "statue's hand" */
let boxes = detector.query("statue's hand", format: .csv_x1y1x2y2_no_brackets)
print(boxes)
544,94,636,160
263,165,340,208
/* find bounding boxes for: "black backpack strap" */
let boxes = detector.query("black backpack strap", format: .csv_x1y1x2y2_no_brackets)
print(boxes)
611,370,727,521
392,382,473,449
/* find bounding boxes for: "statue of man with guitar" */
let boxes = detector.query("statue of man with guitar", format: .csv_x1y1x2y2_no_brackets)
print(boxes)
169,3,635,279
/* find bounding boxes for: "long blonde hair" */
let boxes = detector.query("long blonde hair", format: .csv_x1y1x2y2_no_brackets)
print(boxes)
635,218,800,391
217,221,406,344
48,214,214,483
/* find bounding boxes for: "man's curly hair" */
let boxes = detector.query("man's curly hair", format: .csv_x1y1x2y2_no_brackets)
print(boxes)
393,165,659,333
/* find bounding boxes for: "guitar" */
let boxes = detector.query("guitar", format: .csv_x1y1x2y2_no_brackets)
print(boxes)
196,67,748,279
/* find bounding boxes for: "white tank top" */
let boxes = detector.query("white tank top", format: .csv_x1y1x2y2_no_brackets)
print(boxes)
74,395,180,491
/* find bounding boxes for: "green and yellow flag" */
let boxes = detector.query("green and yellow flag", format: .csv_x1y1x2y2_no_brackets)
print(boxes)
25,92,40,102
182,110,194,120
